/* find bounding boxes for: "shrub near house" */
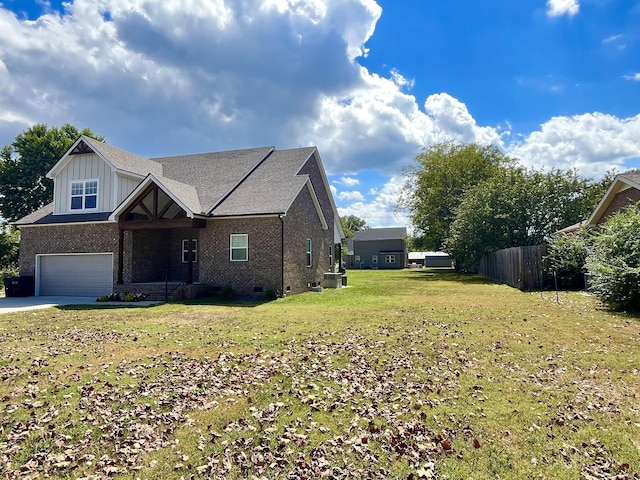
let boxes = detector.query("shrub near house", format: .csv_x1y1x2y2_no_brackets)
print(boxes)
586,203,640,311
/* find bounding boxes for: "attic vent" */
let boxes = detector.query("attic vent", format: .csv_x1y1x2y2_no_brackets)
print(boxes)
69,140,94,155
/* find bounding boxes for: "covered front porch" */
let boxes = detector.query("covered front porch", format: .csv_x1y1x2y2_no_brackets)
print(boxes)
113,180,208,300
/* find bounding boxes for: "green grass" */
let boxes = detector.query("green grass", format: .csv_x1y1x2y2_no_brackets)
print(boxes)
0,269,638,479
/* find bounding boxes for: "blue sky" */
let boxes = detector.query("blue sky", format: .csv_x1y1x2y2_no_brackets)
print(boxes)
1,0,639,228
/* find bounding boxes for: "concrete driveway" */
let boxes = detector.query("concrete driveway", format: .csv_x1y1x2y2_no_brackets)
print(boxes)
0,296,159,314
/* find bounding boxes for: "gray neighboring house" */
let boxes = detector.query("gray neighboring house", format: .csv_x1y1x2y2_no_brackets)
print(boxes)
347,227,407,269
15,136,344,299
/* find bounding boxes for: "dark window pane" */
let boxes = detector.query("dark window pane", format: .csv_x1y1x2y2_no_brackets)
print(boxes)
85,195,97,209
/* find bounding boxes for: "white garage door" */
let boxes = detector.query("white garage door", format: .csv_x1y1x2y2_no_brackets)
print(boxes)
38,254,114,296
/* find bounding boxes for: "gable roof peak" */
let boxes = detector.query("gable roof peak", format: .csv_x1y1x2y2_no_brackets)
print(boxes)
47,135,164,179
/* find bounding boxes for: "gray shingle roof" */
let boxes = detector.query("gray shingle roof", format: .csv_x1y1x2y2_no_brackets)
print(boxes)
152,147,274,212
20,139,332,225
353,227,407,241
211,147,316,216
82,136,163,177
150,174,202,214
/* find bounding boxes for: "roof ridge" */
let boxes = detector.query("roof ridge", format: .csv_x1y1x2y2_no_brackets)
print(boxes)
205,147,276,214
151,145,275,161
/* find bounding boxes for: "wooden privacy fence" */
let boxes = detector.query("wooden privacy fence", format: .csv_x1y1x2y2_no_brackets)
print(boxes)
478,245,547,291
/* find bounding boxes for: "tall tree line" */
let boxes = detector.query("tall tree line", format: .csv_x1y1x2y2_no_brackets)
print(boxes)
399,141,610,271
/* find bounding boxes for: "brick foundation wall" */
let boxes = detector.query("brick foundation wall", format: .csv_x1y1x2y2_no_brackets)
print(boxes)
19,223,120,282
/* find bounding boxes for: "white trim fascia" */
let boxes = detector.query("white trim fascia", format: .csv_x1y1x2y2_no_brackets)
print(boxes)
46,136,84,178
115,170,146,181
210,214,282,220
108,174,194,221
296,148,345,239
47,135,116,179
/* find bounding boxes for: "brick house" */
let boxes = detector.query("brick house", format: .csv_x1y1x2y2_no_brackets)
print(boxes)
555,171,640,235
15,136,344,299
586,171,640,226
347,227,407,269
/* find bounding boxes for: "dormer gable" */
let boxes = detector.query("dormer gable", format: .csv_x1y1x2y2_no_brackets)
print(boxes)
47,136,164,216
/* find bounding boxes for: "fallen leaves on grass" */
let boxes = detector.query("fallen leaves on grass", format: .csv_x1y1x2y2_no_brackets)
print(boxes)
0,324,637,479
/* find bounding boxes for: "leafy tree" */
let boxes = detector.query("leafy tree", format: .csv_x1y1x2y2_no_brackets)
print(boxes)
340,215,368,238
445,167,529,270
586,204,640,311
399,142,513,251
446,167,601,271
406,235,428,252
545,231,591,289
0,225,19,275
0,124,104,222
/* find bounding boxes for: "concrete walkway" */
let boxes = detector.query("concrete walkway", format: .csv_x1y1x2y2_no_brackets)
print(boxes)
0,296,160,314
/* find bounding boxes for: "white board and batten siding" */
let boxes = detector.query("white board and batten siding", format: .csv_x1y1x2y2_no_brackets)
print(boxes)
36,253,114,296
52,153,114,214
117,174,142,205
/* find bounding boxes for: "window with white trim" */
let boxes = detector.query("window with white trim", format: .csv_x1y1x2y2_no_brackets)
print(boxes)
230,234,248,261
71,180,98,210
385,254,396,264
306,239,312,267
182,239,197,263
372,255,378,264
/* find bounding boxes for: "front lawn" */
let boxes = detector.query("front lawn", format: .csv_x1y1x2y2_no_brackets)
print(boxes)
0,269,638,479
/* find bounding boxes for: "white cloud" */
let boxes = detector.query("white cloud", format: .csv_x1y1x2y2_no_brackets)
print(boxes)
305,71,504,174
338,176,408,228
390,68,414,91
0,0,638,220
546,0,579,17
602,34,623,44
0,0,381,155
624,73,640,82
338,190,365,201
339,176,360,186
508,113,640,178
0,0,508,179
